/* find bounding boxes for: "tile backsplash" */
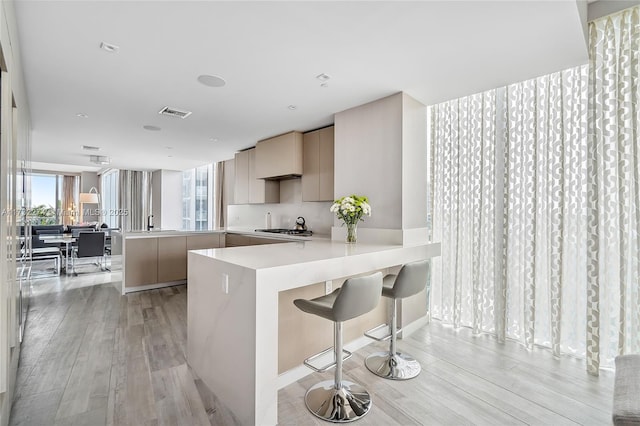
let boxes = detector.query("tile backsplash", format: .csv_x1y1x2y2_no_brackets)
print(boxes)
227,179,334,235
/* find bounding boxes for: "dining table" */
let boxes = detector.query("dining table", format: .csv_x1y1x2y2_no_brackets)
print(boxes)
39,234,76,274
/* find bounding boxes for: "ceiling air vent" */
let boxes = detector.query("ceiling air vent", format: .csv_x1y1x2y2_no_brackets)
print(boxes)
158,106,192,119
82,145,100,151
90,155,111,165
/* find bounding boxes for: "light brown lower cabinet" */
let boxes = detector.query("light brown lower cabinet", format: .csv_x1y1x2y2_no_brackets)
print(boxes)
125,233,223,289
224,233,287,247
158,236,187,283
124,238,159,287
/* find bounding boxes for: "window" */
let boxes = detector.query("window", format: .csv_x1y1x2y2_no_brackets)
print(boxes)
182,164,213,230
101,170,119,228
30,173,78,225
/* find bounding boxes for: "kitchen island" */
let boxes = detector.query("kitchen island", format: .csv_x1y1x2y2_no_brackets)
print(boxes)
187,239,440,425
111,228,322,294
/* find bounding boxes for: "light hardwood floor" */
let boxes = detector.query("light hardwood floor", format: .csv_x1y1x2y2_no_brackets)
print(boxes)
11,271,615,425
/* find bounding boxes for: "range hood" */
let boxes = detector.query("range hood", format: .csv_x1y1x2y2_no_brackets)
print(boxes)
254,131,303,179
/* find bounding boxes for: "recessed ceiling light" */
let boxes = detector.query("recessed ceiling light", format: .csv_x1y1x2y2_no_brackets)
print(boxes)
100,42,119,53
166,146,173,150
168,155,173,158
288,105,297,110
82,145,100,151
209,137,218,142
76,113,89,119
316,73,330,82
143,125,161,131
197,74,226,87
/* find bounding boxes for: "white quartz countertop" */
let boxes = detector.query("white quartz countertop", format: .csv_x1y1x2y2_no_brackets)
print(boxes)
190,239,438,271
123,229,225,239
123,227,329,241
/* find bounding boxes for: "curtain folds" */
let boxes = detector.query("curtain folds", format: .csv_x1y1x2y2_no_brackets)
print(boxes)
61,175,78,226
118,170,152,231
587,8,640,373
503,67,589,356
431,91,499,335
213,161,225,229
431,67,589,363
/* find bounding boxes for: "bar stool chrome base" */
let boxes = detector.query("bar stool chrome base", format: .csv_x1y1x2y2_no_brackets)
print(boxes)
365,351,421,380
304,380,372,423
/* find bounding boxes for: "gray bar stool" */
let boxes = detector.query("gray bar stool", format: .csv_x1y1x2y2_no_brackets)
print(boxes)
294,272,383,423
365,259,429,380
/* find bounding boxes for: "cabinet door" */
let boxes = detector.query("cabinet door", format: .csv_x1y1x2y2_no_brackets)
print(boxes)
186,234,221,250
234,150,249,204
255,132,303,178
157,236,187,283
225,234,288,247
125,238,158,287
302,130,320,201
318,126,335,201
249,148,279,204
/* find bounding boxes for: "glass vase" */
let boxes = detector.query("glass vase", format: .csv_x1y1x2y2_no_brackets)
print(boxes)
346,222,357,243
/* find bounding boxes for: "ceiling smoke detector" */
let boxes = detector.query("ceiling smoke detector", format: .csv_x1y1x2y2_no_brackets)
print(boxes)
90,155,111,165
158,106,192,119
82,145,100,151
316,73,330,82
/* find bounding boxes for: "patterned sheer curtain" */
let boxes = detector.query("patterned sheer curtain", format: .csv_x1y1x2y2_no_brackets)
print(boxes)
61,175,78,226
503,67,588,355
118,170,152,231
431,66,589,360
430,91,499,334
586,8,640,373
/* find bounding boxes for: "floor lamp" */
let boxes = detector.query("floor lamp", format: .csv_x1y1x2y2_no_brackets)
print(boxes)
79,187,100,224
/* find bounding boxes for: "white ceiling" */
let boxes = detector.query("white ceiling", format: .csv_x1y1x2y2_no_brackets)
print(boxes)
15,1,588,173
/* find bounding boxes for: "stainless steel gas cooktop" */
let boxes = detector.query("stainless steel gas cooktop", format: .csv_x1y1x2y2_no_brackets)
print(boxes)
254,228,313,236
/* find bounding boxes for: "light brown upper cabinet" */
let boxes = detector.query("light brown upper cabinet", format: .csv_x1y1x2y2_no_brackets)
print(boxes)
255,131,303,179
234,149,250,204
302,126,334,201
235,148,279,204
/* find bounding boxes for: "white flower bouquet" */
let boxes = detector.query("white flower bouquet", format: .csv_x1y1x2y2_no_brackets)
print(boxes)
330,195,371,243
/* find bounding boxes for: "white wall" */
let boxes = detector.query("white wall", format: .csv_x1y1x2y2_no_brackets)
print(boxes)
80,171,99,223
334,93,403,230
151,169,182,230
227,179,333,235
401,93,428,229
588,0,640,21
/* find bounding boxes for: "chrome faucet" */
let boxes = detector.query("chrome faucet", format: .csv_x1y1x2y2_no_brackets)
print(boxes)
147,215,154,231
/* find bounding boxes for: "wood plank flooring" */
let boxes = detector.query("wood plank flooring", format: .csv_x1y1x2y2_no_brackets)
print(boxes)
11,272,615,425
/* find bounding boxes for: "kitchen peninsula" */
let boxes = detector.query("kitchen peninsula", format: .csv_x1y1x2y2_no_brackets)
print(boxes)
187,239,441,425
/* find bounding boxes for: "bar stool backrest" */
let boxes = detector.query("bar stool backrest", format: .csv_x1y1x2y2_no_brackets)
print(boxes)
392,259,430,299
332,272,383,322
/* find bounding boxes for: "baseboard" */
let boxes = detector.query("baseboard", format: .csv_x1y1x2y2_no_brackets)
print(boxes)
276,335,374,390
123,280,186,294
400,314,430,339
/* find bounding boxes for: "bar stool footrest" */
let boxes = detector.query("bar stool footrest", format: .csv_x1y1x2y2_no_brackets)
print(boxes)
364,323,402,342
303,346,352,373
